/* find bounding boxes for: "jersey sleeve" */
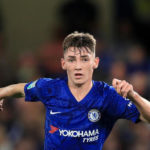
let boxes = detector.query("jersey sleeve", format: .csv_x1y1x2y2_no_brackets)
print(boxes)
24,78,52,104
103,85,140,123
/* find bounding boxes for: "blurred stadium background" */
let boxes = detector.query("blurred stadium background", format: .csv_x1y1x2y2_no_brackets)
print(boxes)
0,0,150,149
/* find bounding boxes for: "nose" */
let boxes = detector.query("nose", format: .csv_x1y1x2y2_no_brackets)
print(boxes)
75,60,82,70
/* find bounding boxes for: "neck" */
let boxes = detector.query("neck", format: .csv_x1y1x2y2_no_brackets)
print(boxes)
68,80,93,101
68,80,92,89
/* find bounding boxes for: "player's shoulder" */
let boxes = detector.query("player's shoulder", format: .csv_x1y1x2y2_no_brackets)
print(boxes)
37,77,66,87
38,77,63,83
94,80,111,89
94,80,115,96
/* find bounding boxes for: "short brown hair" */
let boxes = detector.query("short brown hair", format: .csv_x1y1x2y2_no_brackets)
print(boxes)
63,31,96,53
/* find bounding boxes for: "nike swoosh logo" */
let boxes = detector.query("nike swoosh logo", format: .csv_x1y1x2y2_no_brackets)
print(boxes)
50,110,61,115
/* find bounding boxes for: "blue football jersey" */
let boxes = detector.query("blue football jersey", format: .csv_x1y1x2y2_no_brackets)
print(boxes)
24,78,140,150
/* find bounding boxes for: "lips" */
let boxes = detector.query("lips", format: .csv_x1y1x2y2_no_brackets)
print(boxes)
74,73,83,78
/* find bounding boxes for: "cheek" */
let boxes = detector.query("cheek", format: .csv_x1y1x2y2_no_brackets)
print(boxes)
86,62,94,70
66,64,74,72
85,64,94,74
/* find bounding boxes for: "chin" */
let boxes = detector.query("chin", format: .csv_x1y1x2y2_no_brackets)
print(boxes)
74,80,85,86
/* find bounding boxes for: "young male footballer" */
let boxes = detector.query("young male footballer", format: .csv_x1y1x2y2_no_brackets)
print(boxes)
0,32,150,150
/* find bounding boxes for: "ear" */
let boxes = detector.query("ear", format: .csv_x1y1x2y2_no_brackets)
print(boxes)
61,58,67,70
93,57,100,69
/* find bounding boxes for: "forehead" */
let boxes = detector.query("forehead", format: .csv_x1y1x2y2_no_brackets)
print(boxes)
64,47,93,57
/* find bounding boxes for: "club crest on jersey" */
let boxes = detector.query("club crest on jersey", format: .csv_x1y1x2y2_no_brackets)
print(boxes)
88,109,101,122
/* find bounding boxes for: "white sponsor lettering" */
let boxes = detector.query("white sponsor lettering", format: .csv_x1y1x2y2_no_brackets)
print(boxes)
59,129,99,143
83,135,99,143
59,129,99,138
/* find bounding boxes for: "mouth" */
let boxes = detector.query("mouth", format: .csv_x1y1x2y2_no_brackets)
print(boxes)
74,73,83,79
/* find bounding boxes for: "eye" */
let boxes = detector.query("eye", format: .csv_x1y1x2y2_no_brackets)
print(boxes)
82,58,89,62
68,59,74,62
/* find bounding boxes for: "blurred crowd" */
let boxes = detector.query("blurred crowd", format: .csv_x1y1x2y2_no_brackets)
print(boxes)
0,0,150,150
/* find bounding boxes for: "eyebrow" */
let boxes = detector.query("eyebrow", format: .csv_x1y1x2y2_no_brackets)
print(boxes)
67,55,89,58
80,55,89,58
67,56,76,59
